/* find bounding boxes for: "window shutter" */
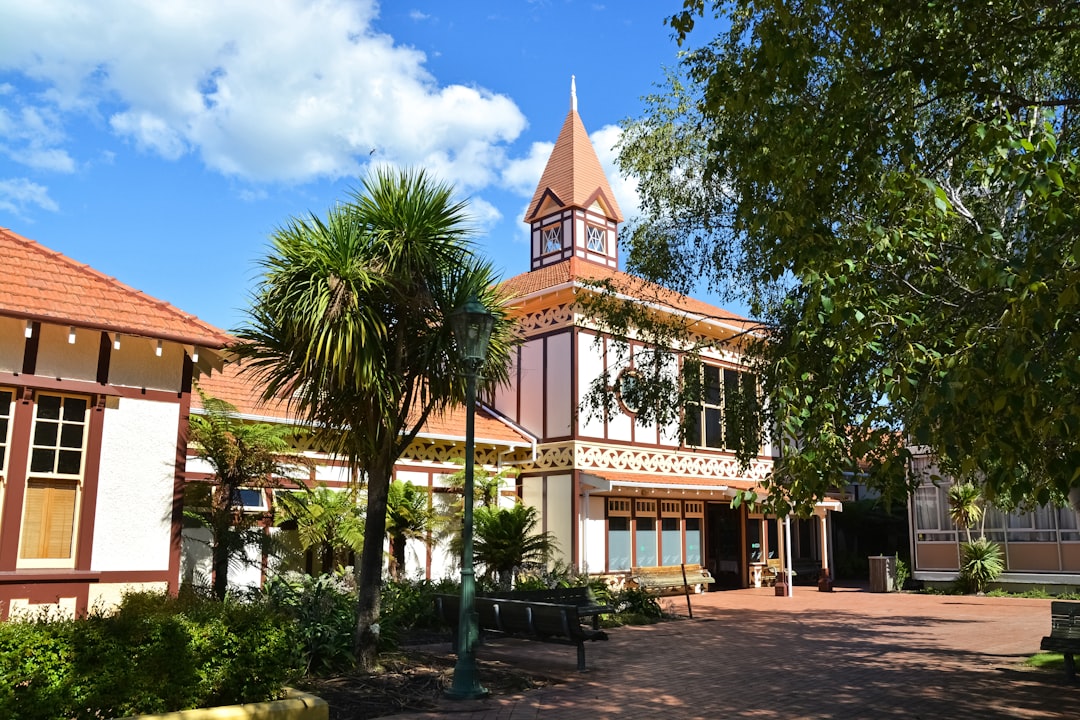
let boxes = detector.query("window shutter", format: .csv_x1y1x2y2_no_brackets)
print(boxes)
21,480,77,559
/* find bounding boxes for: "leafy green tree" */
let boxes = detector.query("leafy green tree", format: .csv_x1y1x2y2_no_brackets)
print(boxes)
600,1,1080,512
234,167,515,669
385,480,436,580
473,503,558,590
187,389,304,600
275,485,365,571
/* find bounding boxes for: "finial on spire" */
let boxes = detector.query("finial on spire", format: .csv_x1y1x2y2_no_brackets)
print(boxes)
571,75,577,112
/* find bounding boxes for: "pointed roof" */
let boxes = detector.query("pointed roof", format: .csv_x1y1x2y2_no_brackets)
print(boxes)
524,81,624,223
0,227,231,348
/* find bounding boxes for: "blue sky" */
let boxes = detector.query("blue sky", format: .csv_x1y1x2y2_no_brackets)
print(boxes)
0,1,714,331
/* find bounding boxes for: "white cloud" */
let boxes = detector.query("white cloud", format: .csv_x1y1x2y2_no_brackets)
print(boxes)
465,196,502,234
0,178,59,215
409,10,431,21
0,0,527,186
502,140,553,196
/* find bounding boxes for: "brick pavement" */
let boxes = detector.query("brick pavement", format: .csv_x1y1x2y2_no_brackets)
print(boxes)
392,585,1080,719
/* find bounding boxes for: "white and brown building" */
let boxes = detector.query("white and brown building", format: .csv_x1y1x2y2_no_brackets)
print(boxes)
0,227,230,618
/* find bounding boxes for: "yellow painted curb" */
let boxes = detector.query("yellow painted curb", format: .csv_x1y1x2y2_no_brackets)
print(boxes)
114,688,328,720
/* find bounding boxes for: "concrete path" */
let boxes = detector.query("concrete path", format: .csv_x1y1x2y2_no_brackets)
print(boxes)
396,585,1080,719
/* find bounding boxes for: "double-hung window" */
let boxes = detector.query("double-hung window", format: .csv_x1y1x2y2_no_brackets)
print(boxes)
19,393,89,565
684,363,758,451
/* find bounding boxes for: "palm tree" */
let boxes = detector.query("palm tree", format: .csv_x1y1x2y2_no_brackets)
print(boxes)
187,389,305,599
474,502,558,590
234,167,515,669
948,483,983,543
385,480,436,580
275,485,365,572
437,464,518,563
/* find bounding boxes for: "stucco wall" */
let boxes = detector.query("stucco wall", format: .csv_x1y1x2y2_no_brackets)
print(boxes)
34,323,98,381
582,492,606,573
92,397,180,572
544,332,572,438
108,337,185,391
0,316,24,372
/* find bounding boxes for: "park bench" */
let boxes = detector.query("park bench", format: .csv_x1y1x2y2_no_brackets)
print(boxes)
486,586,613,629
1040,600,1080,681
631,563,715,595
435,594,609,671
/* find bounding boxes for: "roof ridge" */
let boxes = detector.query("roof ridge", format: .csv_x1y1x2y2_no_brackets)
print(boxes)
0,226,230,345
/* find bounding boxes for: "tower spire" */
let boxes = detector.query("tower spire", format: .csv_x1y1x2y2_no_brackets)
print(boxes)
571,75,577,112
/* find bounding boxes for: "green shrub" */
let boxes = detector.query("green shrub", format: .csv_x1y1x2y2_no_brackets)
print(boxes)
959,537,1005,594
264,572,357,675
0,591,300,720
609,586,664,624
895,557,910,591
378,577,457,651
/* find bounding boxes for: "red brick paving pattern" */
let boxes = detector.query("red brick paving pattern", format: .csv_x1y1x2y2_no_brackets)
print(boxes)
393,585,1080,719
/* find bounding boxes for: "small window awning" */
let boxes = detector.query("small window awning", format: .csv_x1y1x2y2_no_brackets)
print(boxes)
578,471,757,498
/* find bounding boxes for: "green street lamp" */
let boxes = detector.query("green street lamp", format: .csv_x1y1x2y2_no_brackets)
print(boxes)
445,295,495,700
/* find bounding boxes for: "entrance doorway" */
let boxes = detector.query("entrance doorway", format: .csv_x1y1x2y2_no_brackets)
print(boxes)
706,502,742,589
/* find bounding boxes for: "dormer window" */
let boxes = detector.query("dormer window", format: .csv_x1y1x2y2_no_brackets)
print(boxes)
543,224,562,254
586,225,606,253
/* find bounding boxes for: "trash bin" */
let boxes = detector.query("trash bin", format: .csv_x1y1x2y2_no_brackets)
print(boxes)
868,555,896,592
818,568,833,592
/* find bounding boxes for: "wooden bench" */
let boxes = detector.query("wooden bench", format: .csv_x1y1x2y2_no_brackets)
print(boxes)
631,563,715,594
1041,600,1080,681
435,594,608,671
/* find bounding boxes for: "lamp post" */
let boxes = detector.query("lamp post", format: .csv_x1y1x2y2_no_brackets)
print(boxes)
446,295,495,700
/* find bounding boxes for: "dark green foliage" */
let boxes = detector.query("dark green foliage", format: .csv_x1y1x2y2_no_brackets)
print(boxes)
0,592,300,720
264,572,358,675
959,537,1005,594
473,503,558,590
607,1,1080,512
377,578,458,651
608,587,664,624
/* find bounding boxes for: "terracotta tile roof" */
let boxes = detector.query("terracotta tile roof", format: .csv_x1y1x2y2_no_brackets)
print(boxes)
193,362,534,447
501,258,755,330
525,108,623,223
0,227,231,348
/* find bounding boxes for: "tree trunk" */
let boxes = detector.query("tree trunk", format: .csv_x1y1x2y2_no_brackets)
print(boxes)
390,534,406,581
212,518,230,600
355,457,392,669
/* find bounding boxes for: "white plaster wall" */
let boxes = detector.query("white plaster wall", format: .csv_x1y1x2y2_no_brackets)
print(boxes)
544,332,572,438
576,332,606,438
546,474,572,565
518,340,544,437
92,397,179,572
0,316,25,372
108,337,184,391
9,597,78,619
34,323,98,381
314,463,353,485
88,581,168,612
181,527,212,587
582,494,607,574
492,351,519,424
521,476,545,535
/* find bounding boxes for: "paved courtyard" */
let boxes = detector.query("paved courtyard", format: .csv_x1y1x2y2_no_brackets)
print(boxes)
396,585,1079,719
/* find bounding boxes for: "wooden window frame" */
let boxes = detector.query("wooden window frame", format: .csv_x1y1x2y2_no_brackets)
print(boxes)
541,223,563,255
0,387,13,542
585,224,606,253
17,392,90,568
